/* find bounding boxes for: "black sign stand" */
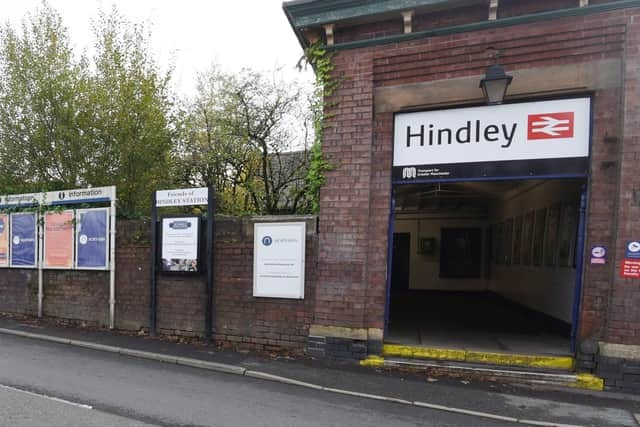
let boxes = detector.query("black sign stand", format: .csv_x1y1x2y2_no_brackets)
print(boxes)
149,187,215,340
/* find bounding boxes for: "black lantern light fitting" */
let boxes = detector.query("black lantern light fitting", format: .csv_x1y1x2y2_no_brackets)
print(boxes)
479,50,512,105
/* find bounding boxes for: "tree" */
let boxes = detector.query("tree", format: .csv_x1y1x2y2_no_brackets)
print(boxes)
0,3,174,218
173,68,313,215
0,3,90,194
228,70,312,214
86,8,174,217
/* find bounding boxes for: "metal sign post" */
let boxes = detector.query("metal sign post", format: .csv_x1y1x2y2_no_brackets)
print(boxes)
149,187,215,339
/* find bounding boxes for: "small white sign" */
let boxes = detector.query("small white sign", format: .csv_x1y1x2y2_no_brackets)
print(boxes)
161,217,200,272
253,222,306,299
156,187,208,207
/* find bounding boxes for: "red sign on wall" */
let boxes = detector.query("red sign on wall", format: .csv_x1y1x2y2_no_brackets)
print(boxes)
528,112,574,140
620,259,640,278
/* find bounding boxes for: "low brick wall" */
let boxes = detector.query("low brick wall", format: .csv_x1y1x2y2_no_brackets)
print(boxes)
0,216,318,354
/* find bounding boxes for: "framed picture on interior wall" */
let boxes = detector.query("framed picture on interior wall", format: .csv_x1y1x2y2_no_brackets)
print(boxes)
545,203,561,267
503,218,513,265
533,208,547,266
490,224,497,264
495,222,504,265
513,215,523,265
522,211,534,266
558,203,579,268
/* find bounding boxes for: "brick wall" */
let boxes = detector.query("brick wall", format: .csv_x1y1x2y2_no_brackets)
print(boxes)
313,2,640,380
0,216,318,354
319,7,635,340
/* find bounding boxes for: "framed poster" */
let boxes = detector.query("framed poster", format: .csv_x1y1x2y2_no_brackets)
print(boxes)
503,218,513,265
76,208,109,270
44,210,74,269
545,204,561,267
253,222,306,299
10,212,37,268
440,228,483,278
495,222,504,265
0,214,8,267
513,215,523,265
160,216,200,273
558,203,578,268
533,208,547,267
490,224,497,263
522,211,535,266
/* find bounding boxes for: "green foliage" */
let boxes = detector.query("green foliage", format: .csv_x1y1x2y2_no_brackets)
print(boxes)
86,8,174,217
297,42,338,214
0,2,173,219
0,3,89,193
171,67,313,215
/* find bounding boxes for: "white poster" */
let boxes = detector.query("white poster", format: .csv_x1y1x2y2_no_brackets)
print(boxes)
393,97,591,180
253,222,305,299
161,217,200,272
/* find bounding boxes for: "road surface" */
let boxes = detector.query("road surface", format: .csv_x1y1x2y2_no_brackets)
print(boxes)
0,334,511,427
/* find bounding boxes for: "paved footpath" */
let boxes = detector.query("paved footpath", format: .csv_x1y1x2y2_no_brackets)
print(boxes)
0,316,638,427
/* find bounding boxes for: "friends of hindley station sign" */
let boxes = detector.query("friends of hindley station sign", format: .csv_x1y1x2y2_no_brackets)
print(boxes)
393,97,591,181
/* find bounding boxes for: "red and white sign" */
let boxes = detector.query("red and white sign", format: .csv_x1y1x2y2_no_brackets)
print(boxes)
621,259,640,279
528,112,574,140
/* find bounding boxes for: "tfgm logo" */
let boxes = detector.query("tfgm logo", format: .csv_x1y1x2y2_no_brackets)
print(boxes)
262,236,273,246
527,112,574,140
402,167,417,179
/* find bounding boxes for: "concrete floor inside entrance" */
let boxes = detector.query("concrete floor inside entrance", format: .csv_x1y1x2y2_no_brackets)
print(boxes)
386,291,571,356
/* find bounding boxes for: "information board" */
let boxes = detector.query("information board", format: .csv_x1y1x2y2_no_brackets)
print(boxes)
76,208,109,270
0,214,8,267
161,217,200,272
10,212,37,268
253,222,305,299
44,210,74,269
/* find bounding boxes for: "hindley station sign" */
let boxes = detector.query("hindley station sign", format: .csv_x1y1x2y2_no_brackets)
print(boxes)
393,97,591,181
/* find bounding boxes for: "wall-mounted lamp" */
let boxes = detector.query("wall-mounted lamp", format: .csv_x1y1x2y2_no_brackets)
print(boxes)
479,49,512,105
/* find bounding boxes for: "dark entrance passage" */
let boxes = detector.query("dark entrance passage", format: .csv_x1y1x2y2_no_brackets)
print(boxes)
388,291,570,354
386,179,585,356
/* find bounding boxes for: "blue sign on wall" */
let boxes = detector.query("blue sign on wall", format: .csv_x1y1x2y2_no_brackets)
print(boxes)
626,241,640,259
76,209,108,269
10,213,37,267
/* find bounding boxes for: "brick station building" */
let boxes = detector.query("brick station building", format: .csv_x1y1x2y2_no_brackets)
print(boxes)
283,0,640,391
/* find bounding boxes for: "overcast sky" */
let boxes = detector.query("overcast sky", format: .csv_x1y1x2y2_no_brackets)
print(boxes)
3,0,313,96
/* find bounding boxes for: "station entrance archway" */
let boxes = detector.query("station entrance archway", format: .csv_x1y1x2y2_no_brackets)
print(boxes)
385,178,586,356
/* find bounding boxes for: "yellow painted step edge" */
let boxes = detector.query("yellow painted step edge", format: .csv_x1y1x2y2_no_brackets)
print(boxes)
570,373,604,391
359,356,604,391
383,344,574,370
360,355,385,367
383,344,466,362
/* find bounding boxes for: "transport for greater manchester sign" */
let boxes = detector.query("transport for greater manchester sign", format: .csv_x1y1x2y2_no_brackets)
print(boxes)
393,97,591,180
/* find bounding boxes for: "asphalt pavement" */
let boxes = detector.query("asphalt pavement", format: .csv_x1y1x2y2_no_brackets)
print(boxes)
0,316,638,427
0,333,513,427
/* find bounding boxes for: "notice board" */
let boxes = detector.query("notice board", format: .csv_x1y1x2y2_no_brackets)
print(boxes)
160,216,200,272
253,222,305,299
44,210,74,269
10,212,37,268
76,208,109,270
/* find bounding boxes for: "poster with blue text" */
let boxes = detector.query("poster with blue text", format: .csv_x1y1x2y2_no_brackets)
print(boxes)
76,208,109,269
10,213,37,268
